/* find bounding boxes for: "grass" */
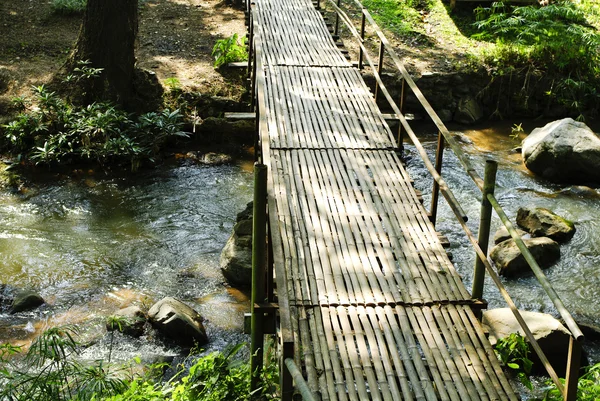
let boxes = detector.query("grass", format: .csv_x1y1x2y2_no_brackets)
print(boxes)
51,0,87,15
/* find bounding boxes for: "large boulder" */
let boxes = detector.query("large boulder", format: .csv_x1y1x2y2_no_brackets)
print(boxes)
106,306,146,337
220,202,253,287
516,207,575,243
490,237,560,277
10,290,44,314
483,308,572,375
522,118,600,183
148,297,208,347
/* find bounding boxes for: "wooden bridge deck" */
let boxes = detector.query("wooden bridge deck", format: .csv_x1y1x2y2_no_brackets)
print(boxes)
252,0,520,399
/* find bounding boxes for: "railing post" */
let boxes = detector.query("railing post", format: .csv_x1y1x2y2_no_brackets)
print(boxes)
396,77,407,153
472,160,497,300
250,163,268,394
429,131,445,226
334,0,341,37
565,336,582,401
247,12,254,78
358,12,366,70
374,41,385,102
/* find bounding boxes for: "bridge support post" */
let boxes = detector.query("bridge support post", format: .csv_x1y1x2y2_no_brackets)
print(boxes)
250,163,268,394
565,336,582,401
374,41,385,102
396,78,407,154
429,131,445,226
472,160,497,300
358,12,366,70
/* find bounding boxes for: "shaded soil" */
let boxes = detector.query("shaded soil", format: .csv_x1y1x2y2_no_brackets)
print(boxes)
0,0,247,123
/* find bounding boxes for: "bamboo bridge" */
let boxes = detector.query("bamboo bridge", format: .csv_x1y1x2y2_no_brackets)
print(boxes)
243,0,584,399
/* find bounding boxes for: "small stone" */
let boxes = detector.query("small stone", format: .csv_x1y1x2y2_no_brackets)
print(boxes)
148,297,208,347
106,306,146,337
493,226,528,245
10,290,44,314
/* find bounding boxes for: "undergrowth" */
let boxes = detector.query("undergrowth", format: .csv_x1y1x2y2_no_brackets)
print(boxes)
1,85,188,170
472,0,600,118
212,34,248,68
51,0,87,15
542,362,600,401
1,326,279,401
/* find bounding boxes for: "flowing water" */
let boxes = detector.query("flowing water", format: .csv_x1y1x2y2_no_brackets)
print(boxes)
0,159,254,362
404,121,600,365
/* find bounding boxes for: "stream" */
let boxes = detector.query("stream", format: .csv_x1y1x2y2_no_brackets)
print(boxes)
0,120,599,385
405,120,600,365
0,158,254,363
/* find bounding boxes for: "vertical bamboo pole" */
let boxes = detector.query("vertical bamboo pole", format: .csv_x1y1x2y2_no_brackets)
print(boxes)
358,12,366,70
472,160,497,300
429,131,445,226
250,163,268,394
247,12,254,77
564,336,582,401
396,78,407,152
374,42,385,102
334,0,341,37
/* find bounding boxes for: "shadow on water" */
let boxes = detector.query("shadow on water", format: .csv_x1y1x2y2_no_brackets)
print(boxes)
0,159,253,359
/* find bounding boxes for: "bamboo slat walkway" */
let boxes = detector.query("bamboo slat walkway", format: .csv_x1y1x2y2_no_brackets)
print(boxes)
252,0,520,398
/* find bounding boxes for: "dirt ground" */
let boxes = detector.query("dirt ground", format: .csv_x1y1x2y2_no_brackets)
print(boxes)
0,0,247,119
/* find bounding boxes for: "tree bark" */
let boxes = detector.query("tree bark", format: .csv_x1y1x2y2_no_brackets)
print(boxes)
71,0,138,107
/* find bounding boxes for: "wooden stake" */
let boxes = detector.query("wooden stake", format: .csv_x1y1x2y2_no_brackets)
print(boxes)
250,163,268,394
472,160,497,300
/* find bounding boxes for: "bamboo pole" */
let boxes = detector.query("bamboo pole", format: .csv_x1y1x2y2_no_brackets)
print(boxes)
358,12,366,70
285,358,319,401
374,41,385,102
472,160,497,300
565,336,582,401
334,0,341,37
429,131,445,226
250,163,268,394
396,78,406,153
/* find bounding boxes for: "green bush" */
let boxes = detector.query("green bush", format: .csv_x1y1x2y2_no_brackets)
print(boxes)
1,327,277,401
1,85,188,170
543,362,600,401
473,0,600,116
494,333,533,390
212,34,248,68
51,0,87,15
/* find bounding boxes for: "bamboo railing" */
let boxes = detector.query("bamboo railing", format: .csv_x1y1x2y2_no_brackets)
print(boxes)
324,0,584,399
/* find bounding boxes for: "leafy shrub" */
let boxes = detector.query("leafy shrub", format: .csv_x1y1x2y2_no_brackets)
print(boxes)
1,85,188,170
473,1,600,116
212,34,248,68
494,333,533,390
543,362,600,401
0,326,127,401
51,0,87,15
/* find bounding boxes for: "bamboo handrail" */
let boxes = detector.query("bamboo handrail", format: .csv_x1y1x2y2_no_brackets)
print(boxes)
324,0,584,397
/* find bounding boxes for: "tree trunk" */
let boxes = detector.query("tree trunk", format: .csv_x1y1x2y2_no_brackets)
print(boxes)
71,0,138,107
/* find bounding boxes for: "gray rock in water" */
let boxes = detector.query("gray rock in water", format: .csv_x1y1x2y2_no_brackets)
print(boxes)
107,306,146,337
522,118,600,183
199,152,232,166
490,237,560,277
454,96,483,124
516,207,575,243
483,308,571,375
220,202,253,288
493,226,528,245
10,290,44,314
148,297,208,347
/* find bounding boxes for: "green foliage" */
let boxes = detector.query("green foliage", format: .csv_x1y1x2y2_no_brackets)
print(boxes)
164,77,182,92
1,85,188,170
64,60,104,84
51,0,87,15
542,362,600,401
211,34,248,68
0,326,127,401
494,333,533,390
2,328,280,401
361,0,432,37
472,1,600,116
